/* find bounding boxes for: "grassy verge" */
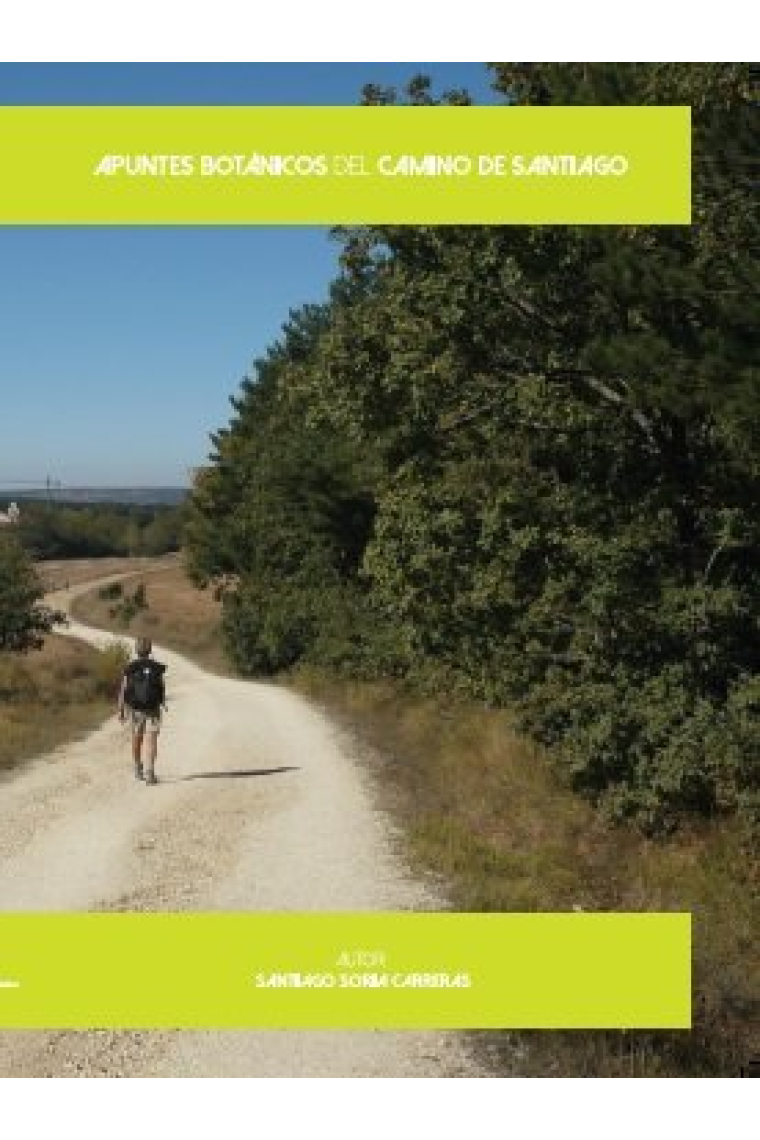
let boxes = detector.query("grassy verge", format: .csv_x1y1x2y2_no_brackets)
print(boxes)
69,563,228,675
35,555,171,594
0,636,127,774
295,673,759,1077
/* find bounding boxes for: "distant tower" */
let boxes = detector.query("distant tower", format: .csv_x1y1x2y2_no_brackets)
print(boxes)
7,502,20,524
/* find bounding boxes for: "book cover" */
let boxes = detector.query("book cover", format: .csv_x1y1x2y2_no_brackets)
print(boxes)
0,58,755,1101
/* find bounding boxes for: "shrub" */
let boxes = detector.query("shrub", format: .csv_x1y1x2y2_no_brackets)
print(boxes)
92,642,130,698
108,584,149,627
97,582,124,601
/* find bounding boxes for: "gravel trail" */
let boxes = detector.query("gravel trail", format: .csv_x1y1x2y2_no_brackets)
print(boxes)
0,582,487,1077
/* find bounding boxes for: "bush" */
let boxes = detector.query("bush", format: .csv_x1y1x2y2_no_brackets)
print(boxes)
222,578,319,675
98,582,124,601
91,641,129,698
108,584,149,627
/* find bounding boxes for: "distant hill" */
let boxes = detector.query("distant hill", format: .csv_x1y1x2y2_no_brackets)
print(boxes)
0,488,188,506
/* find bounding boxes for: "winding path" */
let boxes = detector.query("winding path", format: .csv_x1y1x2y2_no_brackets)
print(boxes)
0,581,487,1076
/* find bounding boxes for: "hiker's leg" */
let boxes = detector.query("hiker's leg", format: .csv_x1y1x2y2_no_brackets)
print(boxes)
143,718,159,781
144,733,157,773
132,721,146,778
132,724,144,765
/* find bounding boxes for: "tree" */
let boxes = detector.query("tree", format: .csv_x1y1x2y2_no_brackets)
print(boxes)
0,534,65,652
185,64,759,831
289,64,760,829
184,300,381,676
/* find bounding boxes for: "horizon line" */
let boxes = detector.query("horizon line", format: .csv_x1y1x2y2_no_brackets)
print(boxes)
0,483,190,489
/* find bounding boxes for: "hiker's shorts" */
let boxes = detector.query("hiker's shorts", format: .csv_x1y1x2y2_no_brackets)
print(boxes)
130,710,161,735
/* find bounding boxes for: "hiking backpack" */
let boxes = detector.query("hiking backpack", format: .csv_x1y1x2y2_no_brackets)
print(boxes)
124,659,165,711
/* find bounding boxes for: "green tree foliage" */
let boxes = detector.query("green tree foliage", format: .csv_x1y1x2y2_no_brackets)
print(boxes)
186,64,759,832
18,503,184,559
184,302,382,676
0,533,64,652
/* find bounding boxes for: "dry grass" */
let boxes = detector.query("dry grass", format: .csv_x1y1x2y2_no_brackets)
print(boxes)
296,674,760,1077
0,636,127,774
70,562,228,675
36,555,172,593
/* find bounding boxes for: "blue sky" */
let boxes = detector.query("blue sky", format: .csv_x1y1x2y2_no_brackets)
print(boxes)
0,63,496,488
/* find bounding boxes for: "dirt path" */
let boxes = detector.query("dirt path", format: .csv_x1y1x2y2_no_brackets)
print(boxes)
0,581,487,1077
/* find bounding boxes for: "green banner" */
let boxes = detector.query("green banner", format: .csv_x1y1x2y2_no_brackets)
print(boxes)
0,912,691,1028
0,106,690,224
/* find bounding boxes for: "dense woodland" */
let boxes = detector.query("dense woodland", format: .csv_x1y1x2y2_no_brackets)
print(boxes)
185,64,759,835
16,501,184,559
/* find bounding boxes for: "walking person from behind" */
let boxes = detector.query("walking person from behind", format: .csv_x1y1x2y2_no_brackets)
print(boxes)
118,637,167,785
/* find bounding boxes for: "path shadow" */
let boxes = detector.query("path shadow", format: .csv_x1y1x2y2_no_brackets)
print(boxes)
172,766,300,783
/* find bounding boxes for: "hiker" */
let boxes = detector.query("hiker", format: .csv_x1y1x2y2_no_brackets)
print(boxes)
117,636,167,785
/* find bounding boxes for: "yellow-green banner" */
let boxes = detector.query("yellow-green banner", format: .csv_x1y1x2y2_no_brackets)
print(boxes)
0,912,691,1028
0,106,690,224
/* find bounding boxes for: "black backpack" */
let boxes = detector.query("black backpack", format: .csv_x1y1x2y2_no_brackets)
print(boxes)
124,659,165,712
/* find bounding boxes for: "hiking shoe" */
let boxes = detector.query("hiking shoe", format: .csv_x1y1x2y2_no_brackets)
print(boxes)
134,763,144,780
144,771,158,786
